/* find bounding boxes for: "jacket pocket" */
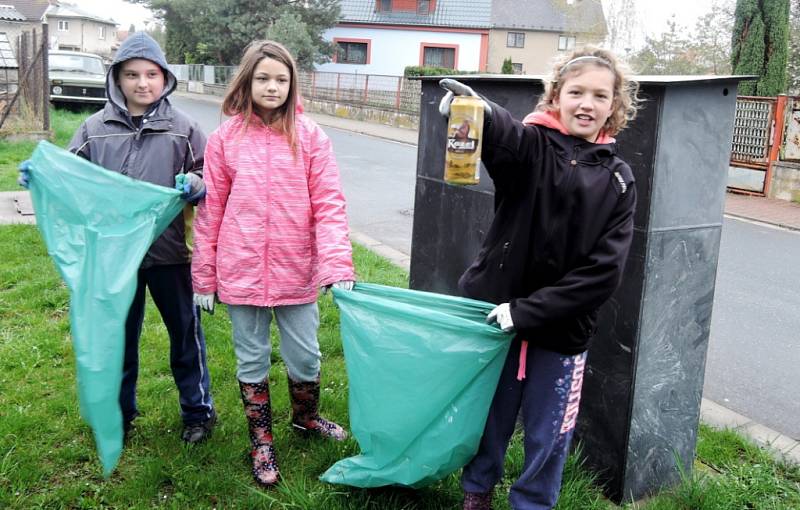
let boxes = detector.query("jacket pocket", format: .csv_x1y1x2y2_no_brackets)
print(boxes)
577,309,599,338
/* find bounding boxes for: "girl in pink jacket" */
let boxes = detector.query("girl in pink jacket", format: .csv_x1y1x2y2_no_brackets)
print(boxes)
191,40,355,488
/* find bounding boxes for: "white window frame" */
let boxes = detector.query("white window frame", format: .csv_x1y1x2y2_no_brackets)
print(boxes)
98,26,106,40
512,63,523,74
58,20,69,32
558,35,576,51
507,32,525,48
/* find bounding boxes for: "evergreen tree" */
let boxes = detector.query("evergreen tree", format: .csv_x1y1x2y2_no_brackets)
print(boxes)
125,0,339,67
501,57,514,74
731,0,790,95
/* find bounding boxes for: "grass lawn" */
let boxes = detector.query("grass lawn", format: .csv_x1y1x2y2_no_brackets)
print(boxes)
0,108,88,191
0,107,798,509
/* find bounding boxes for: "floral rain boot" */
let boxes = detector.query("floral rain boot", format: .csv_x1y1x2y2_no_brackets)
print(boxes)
239,379,279,487
287,376,347,441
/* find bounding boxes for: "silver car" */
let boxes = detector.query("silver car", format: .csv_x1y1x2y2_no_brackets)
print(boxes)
48,50,107,105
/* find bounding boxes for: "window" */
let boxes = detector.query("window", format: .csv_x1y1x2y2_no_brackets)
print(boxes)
512,63,523,74
423,46,455,69
337,41,368,64
378,0,391,12
558,35,576,51
58,20,69,32
98,26,106,40
507,32,525,48
418,0,430,14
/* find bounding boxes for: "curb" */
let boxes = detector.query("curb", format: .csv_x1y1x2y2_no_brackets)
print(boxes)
350,230,410,271
724,212,800,233
701,398,799,465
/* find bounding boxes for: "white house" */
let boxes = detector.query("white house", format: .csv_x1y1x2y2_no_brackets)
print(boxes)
319,0,608,77
317,0,492,76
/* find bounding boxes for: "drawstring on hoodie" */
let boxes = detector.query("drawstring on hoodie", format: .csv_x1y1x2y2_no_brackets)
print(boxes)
517,340,528,381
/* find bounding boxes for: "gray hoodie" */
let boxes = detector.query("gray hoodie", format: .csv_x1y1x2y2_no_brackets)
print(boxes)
69,32,206,268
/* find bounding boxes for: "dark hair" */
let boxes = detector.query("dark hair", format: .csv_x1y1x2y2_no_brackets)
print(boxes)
222,40,299,152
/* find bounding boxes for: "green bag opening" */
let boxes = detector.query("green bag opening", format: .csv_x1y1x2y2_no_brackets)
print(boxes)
321,283,512,488
27,141,186,476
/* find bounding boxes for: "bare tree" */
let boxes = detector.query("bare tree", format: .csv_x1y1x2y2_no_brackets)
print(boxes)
602,0,643,55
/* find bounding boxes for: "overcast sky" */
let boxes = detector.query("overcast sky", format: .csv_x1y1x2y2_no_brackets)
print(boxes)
71,0,722,39
72,0,156,30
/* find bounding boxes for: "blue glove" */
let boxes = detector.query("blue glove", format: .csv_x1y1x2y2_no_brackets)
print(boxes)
18,160,32,189
175,173,206,202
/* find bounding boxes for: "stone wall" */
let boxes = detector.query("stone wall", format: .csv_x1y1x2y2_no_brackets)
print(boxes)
302,98,419,130
769,162,800,201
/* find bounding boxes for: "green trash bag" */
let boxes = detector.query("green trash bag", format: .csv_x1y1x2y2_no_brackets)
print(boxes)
321,283,512,488
27,141,186,476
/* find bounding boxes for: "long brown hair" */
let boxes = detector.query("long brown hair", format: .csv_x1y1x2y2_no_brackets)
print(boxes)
536,46,639,136
223,40,299,151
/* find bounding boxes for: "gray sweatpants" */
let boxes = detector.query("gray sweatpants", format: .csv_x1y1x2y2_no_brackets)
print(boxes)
228,302,321,383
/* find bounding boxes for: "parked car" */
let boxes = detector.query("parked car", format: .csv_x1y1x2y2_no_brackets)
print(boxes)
48,50,107,106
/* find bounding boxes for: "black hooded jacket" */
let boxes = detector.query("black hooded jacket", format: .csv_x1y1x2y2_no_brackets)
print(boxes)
458,102,636,355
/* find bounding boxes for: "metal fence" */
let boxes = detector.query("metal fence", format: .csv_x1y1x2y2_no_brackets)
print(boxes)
298,71,420,114
170,64,421,115
730,97,775,166
0,25,49,132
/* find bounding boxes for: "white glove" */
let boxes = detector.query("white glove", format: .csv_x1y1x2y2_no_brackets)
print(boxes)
322,280,355,294
193,292,215,314
438,78,492,118
333,280,355,291
486,303,514,332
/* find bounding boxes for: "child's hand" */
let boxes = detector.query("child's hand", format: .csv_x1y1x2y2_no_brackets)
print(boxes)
438,78,492,118
486,302,514,332
193,292,215,314
18,160,32,189
175,173,206,202
321,280,355,295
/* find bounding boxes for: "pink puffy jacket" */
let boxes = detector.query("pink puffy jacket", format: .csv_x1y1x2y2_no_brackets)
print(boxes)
191,113,355,306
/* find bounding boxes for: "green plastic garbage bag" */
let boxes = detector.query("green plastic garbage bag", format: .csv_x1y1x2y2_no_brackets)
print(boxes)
321,283,512,488
27,141,186,476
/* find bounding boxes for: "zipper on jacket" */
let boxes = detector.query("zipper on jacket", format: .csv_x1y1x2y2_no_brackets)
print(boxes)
263,128,271,304
499,241,510,270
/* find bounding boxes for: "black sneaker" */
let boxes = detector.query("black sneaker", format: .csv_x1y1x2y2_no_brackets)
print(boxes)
123,411,140,444
181,411,217,444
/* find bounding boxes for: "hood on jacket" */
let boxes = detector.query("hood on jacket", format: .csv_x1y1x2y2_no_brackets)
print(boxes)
106,32,176,115
522,110,615,144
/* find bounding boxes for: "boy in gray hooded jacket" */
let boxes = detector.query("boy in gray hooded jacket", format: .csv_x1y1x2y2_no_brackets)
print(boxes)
67,32,216,443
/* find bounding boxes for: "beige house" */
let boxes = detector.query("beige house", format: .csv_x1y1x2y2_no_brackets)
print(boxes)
0,1,118,60
488,0,606,75
0,1,49,59
45,2,118,59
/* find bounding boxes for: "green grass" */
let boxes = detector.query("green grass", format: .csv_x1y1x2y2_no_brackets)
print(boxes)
0,107,88,190
1,227,799,509
1,108,799,508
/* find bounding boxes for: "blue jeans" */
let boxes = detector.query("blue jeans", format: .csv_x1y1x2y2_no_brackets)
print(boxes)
228,302,321,383
120,264,214,425
462,338,587,509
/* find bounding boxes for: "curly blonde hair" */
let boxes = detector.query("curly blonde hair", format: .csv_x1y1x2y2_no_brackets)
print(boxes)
536,46,639,136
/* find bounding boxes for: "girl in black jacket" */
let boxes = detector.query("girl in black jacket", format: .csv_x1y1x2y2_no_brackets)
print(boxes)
440,47,639,510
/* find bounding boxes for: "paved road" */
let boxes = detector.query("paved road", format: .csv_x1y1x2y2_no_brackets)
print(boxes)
704,219,800,440
172,95,800,441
